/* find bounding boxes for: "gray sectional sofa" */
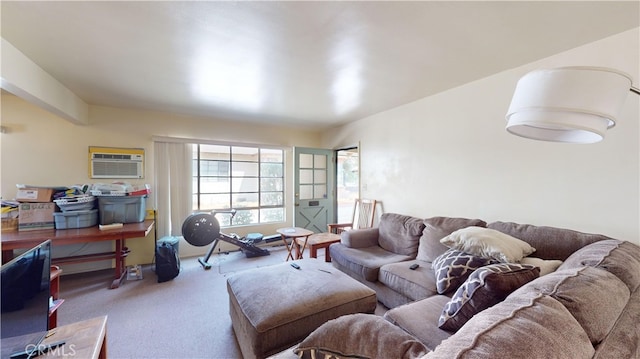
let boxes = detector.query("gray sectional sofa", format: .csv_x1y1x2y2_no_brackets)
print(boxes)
273,213,640,358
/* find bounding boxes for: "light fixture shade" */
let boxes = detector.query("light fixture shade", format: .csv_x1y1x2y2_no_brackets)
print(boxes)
505,67,632,143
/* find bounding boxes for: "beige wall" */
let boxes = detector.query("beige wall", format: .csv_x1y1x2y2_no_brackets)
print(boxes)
323,28,640,245
2,27,638,275
1,97,321,272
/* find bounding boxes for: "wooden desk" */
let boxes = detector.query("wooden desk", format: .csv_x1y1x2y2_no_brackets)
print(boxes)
1,220,154,289
41,316,108,359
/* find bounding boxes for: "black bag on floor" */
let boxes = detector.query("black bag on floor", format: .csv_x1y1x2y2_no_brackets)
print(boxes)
156,242,180,282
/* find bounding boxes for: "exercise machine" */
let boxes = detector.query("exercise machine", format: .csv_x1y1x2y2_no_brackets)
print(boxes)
181,209,270,270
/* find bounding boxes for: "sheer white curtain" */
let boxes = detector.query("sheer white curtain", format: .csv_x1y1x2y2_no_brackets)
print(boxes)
154,141,193,238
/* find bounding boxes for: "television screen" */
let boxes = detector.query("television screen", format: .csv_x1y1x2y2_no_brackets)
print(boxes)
1,240,51,359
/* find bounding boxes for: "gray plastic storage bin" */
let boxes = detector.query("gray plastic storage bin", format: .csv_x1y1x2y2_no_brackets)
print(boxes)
54,196,96,212
54,209,99,229
98,195,146,225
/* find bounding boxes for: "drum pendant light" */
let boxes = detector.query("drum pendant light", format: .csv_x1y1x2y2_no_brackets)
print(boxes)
505,67,638,143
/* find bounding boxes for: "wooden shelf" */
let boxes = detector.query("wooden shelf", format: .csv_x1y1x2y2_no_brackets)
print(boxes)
49,265,63,329
49,299,65,315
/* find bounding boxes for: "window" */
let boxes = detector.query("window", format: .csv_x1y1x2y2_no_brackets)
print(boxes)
193,144,284,226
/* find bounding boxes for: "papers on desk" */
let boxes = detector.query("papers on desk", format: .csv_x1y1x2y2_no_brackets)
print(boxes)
99,223,123,230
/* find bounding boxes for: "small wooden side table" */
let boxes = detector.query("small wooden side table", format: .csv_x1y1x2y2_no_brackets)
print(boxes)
40,315,107,359
295,233,341,262
276,227,314,261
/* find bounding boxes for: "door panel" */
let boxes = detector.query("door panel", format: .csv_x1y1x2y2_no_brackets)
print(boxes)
294,147,335,233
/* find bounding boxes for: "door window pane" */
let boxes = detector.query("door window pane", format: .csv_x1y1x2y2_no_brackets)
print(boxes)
314,154,326,169
300,185,313,200
314,169,326,184
299,169,313,184
300,153,313,168
314,184,327,199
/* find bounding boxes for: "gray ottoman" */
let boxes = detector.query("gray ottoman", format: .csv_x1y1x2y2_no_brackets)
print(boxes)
227,258,377,359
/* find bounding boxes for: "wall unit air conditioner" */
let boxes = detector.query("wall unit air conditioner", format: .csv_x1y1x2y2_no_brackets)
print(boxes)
89,146,144,179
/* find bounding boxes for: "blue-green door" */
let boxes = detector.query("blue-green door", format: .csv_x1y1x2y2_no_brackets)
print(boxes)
293,147,335,233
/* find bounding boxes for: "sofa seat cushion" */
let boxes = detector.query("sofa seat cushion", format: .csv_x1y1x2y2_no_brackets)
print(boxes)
378,260,440,302
425,293,595,359
295,313,429,359
330,243,414,282
378,213,426,256
488,221,611,261
418,217,488,262
514,266,630,345
384,295,453,351
559,239,640,292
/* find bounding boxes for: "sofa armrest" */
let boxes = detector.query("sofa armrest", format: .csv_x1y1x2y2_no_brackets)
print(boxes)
340,227,380,248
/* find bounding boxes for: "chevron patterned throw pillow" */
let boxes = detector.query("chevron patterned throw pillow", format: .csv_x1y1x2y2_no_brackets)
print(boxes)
432,249,495,294
438,263,540,331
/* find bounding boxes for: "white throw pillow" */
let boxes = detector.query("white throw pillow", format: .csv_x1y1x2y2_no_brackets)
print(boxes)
440,226,535,263
520,257,563,276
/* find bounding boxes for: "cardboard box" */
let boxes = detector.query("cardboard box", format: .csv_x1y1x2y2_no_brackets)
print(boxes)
1,218,18,232
18,202,55,231
16,187,55,202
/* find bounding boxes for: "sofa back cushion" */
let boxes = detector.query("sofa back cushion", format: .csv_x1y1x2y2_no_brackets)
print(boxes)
487,221,611,261
425,293,595,359
560,239,640,292
417,217,487,262
295,313,429,359
378,213,425,256
514,266,630,345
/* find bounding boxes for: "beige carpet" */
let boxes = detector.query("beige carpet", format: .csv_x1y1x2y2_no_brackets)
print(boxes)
58,246,294,359
57,245,389,359
217,248,286,274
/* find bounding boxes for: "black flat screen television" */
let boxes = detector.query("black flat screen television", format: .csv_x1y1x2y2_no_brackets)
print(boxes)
1,240,51,359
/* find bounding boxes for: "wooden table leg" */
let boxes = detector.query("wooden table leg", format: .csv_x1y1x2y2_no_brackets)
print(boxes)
110,239,128,289
2,249,15,264
296,235,311,259
282,235,295,261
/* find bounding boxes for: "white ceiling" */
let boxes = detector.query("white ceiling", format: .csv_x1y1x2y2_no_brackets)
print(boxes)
1,1,638,130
